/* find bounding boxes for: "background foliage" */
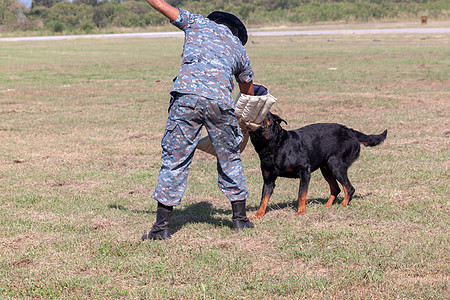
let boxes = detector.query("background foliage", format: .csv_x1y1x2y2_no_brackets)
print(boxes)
0,0,449,34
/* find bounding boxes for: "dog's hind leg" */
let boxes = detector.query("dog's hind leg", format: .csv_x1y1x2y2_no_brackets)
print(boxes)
336,172,355,207
320,166,341,207
251,180,275,219
340,184,355,207
297,170,311,215
334,171,355,207
328,158,355,207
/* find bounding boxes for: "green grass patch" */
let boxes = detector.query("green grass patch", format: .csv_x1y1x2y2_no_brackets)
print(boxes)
0,30,448,298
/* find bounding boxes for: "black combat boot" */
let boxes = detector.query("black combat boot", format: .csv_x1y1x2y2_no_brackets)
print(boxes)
142,202,173,240
231,200,254,230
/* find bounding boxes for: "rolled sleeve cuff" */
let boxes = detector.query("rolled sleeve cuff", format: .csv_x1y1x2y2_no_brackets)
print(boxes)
170,8,187,30
236,69,254,84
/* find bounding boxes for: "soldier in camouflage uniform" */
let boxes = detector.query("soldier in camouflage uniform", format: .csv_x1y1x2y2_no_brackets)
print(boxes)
142,0,255,240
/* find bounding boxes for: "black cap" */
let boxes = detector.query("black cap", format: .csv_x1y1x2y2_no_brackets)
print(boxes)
207,11,248,46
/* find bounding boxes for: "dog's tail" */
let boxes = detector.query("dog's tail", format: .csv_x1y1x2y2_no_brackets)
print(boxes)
351,129,388,147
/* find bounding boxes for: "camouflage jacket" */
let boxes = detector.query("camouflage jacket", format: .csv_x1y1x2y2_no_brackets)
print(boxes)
170,8,254,106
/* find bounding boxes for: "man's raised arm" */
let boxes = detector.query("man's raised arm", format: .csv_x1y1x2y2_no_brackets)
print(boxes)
146,0,179,22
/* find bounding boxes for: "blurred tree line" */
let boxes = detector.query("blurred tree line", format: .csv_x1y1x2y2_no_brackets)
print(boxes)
1,0,448,33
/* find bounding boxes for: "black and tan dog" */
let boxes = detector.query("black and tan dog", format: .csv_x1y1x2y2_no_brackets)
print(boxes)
248,112,387,218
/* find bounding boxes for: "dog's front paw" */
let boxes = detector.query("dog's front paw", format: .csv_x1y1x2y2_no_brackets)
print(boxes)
250,213,263,220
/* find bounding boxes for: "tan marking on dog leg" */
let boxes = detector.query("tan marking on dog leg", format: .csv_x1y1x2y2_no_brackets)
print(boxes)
324,195,336,207
321,169,340,208
251,195,270,219
297,190,308,215
340,186,349,207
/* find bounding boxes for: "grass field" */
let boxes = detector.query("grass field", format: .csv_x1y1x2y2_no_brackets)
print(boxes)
0,30,449,298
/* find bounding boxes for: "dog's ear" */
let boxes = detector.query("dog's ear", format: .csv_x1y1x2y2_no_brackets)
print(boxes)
272,114,287,125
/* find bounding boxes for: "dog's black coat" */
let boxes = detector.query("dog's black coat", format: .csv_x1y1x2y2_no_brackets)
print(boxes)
248,112,387,217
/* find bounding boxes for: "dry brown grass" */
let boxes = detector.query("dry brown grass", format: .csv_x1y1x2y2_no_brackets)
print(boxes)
0,31,448,298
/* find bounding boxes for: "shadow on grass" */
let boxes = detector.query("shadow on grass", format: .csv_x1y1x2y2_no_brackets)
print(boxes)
108,201,233,234
108,193,370,235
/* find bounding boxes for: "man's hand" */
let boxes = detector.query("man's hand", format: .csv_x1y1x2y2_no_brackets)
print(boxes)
146,0,179,22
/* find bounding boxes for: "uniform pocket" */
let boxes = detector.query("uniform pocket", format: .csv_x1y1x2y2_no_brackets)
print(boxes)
170,94,198,113
162,121,178,147
163,114,200,150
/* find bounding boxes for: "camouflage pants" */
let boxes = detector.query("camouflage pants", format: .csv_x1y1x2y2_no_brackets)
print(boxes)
153,94,249,206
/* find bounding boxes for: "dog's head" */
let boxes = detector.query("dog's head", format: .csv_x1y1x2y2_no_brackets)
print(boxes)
249,112,287,148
